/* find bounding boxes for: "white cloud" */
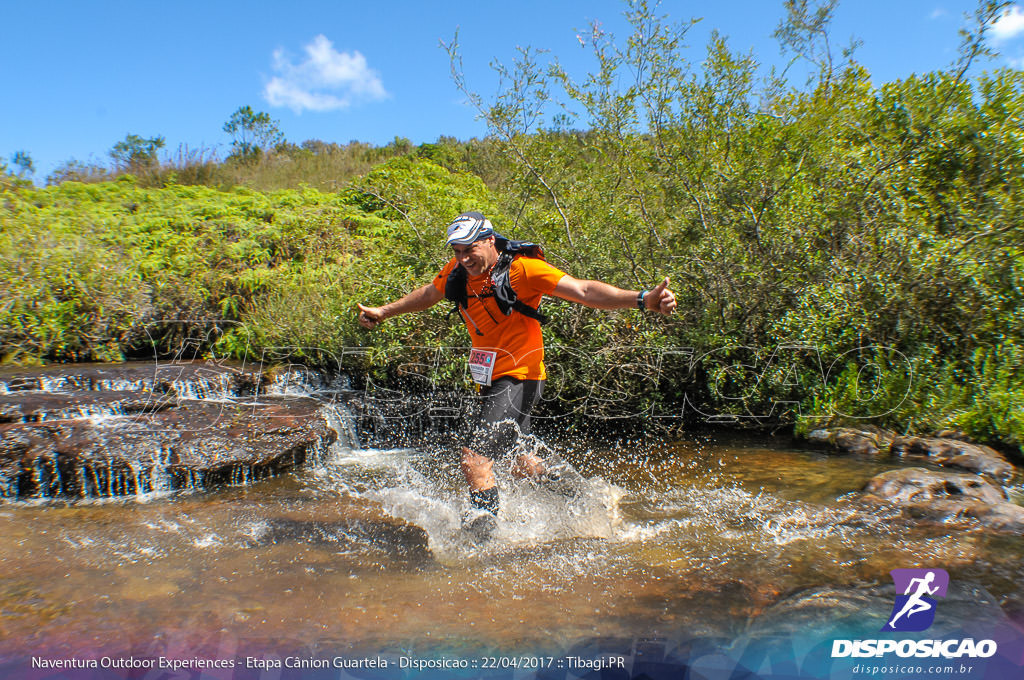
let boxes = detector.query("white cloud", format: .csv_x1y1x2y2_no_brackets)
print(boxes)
990,5,1024,42
263,35,388,113
929,8,947,20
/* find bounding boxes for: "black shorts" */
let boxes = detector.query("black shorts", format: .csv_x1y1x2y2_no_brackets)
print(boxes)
466,376,544,460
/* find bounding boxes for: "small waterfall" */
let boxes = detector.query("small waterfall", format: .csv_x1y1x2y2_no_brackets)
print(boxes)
320,402,361,450
0,372,155,394
230,465,253,487
47,401,127,423
1,362,358,502
264,366,351,396
0,472,17,498
32,457,61,497
83,460,134,497
89,376,155,392
169,373,236,401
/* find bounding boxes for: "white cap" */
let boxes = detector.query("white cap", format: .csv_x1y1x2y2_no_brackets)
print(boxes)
446,211,494,245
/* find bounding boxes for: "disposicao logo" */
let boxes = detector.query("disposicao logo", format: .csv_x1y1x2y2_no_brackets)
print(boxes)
883,568,949,632
831,568,998,660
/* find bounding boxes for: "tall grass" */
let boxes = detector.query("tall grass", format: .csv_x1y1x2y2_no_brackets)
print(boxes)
45,136,508,195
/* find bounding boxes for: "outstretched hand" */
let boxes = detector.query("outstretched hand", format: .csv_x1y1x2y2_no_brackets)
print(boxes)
356,303,385,330
645,277,677,315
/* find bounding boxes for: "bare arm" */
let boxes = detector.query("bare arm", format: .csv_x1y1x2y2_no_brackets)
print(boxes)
357,283,444,330
552,275,677,315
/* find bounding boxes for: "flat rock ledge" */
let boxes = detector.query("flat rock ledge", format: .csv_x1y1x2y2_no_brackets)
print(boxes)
805,426,895,456
805,427,1016,483
0,362,349,500
890,435,1015,483
863,467,1024,534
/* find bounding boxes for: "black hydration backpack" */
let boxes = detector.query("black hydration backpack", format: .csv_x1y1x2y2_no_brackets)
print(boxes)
443,235,549,329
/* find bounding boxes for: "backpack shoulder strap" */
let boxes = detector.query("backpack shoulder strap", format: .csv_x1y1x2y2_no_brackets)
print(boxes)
443,264,468,309
491,247,548,325
443,237,549,326
495,235,545,261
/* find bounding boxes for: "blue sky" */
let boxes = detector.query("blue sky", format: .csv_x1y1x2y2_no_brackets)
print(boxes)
2,1,1023,182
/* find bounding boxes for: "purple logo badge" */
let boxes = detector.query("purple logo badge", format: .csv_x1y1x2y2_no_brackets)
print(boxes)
882,569,950,632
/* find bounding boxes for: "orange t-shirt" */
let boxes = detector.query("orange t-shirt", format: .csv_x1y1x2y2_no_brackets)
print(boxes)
433,255,565,381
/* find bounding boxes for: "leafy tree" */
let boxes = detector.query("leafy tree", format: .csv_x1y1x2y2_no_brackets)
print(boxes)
46,159,109,185
11,151,34,177
4,0,1021,447
109,134,166,171
773,0,862,89
223,106,284,161
438,0,1023,436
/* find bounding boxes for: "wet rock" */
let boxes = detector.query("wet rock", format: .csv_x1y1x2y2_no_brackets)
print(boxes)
240,495,433,564
0,362,355,500
257,516,431,563
900,498,1024,533
0,398,339,498
743,581,1010,641
743,586,893,639
0,360,255,396
805,426,896,456
863,468,1024,534
804,429,1019,485
969,500,1024,532
865,467,1006,504
890,435,1015,483
935,428,973,441
0,390,176,423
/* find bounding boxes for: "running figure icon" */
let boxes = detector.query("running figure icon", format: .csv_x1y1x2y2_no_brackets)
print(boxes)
883,568,949,632
888,572,940,628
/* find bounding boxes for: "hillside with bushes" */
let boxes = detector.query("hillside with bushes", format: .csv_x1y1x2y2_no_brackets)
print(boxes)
2,2,1021,448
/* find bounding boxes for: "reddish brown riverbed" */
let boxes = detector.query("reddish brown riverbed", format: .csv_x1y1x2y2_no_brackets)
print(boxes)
2,431,1023,666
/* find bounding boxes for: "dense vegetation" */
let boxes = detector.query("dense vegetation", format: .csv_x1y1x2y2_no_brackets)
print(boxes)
2,1,1021,448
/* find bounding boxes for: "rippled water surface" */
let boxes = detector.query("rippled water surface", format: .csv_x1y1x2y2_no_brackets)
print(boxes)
2,431,1023,660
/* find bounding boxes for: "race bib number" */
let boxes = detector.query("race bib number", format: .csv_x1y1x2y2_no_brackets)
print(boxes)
468,349,497,386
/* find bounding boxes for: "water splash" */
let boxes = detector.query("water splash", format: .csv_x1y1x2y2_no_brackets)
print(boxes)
6,430,1018,663
312,433,626,561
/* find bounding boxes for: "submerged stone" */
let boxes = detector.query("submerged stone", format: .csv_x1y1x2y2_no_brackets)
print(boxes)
256,515,431,563
900,498,1024,533
863,467,1024,534
743,580,1010,642
461,512,498,544
864,467,1007,504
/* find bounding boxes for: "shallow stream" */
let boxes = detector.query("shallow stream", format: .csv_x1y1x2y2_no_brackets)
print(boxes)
3,426,1023,668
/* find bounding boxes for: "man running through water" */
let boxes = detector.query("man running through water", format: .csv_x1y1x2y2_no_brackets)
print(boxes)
357,212,676,530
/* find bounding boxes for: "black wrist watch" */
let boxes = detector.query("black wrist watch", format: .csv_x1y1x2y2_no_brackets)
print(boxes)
637,290,648,310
